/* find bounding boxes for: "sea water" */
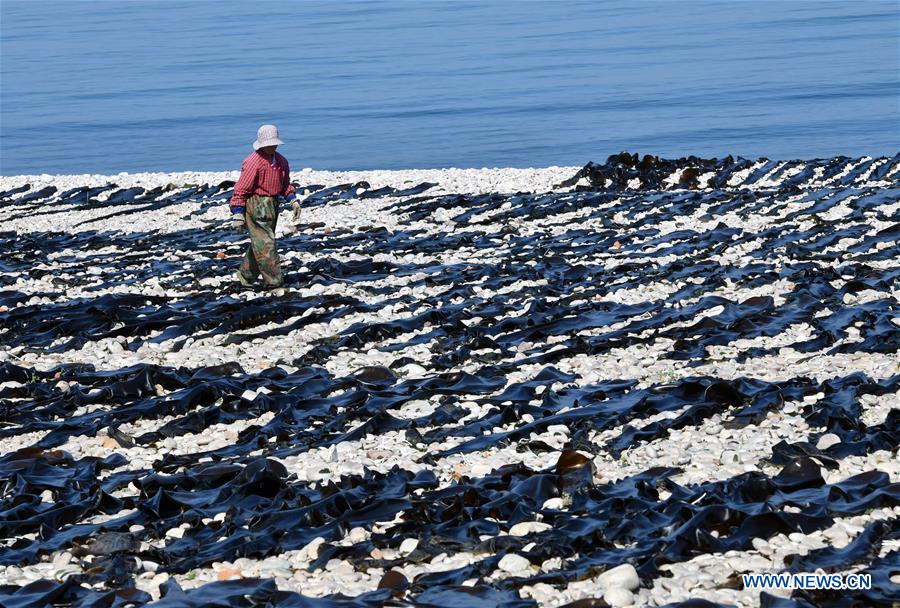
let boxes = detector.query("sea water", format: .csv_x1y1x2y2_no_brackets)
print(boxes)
1,0,897,175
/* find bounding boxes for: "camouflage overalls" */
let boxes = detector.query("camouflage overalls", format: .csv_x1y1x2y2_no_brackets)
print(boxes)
238,195,282,287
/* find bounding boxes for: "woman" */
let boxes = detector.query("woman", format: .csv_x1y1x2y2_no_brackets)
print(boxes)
230,124,298,289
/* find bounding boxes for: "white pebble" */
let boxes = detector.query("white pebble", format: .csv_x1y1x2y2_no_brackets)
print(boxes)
399,538,419,555
596,563,640,591
604,587,635,607
509,521,552,536
498,553,531,574
816,433,841,450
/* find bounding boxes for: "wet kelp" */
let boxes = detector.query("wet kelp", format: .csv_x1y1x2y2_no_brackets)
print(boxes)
555,152,900,191
0,154,898,606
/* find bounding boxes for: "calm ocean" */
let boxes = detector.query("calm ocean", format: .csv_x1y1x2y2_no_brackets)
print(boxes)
1,0,898,175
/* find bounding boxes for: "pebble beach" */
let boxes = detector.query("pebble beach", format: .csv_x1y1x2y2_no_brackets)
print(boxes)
0,154,898,607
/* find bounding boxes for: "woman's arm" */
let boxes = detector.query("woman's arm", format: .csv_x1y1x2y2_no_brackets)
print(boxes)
231,157,258,212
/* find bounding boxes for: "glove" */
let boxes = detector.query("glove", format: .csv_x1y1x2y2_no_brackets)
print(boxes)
232,212,246,231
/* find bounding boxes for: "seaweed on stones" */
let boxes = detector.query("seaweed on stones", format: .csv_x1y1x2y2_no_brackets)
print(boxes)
0,183,32,201
10,185,58,205
0,156,898,606
556,153,900,191
0,370,897,605
784,518,900,574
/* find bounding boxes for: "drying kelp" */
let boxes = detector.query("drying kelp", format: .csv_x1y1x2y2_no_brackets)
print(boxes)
557,152,900,191
0,155,898,606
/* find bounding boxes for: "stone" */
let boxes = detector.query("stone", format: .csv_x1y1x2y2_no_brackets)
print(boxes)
839,522,865,535
100,436,120,450
217,569,242,581
524,582,556,603
399,538,418,555
402,363,427,377
349,527,367,543
541,557,562,572
151,573,169,586
604,587,634,607
509,521,552,536
816,433,841,450
51,552,72,568
303,537,326,560
721,450,741,464
264,558,291,570
366,450,392,460
498,553,531,574
326,559,354,575
596,564,640,591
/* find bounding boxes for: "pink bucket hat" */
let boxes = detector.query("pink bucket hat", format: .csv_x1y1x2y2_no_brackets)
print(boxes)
253,124,284,150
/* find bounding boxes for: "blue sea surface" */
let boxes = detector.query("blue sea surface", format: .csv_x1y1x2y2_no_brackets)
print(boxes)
1,0,898,175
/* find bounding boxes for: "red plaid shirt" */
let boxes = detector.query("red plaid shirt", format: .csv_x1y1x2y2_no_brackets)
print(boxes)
230,150,296,209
